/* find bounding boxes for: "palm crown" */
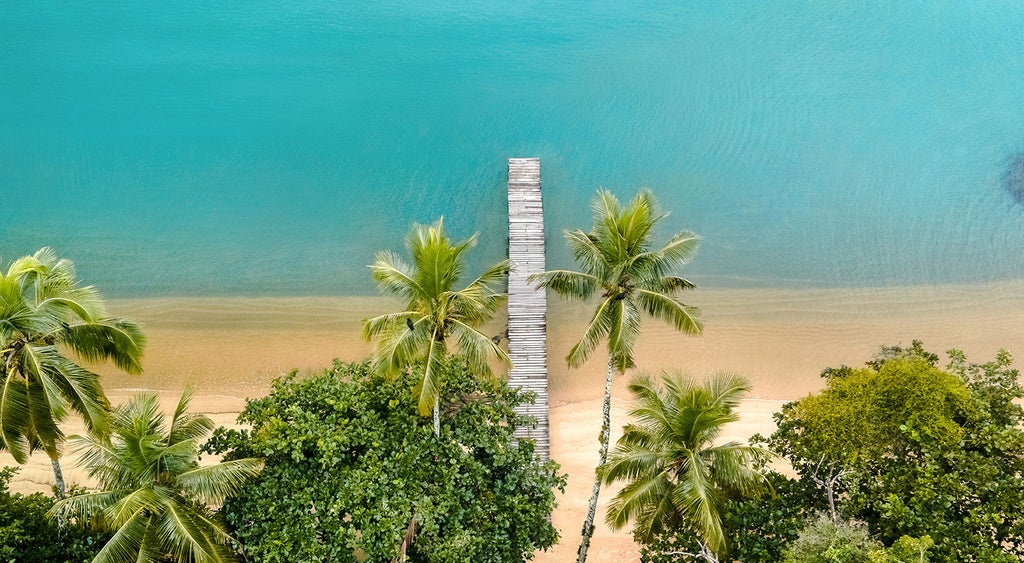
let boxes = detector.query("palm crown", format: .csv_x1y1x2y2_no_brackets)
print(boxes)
531,189,702,372
362,217,510,418
0,247,145,463
601,373,773,556
50,388,262,563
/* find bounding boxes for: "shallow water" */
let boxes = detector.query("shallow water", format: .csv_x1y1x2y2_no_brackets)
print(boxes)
3,3,1024,296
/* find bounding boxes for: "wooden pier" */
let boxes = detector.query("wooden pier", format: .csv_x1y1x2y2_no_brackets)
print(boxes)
506,157,550,460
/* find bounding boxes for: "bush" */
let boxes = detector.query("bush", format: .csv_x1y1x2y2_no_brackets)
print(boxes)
0,467,108,563
205,358,566,563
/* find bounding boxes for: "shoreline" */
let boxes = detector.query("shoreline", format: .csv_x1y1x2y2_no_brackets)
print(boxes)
4,280,1023,562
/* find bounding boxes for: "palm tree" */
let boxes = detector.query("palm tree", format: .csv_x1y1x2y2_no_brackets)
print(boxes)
601,373,773,562
530,189,703,563
0,247,145,498
362,217,510,435
49,387,262,563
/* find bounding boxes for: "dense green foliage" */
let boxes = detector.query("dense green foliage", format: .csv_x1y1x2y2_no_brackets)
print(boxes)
0,466,108,563
531,189,703,563
205,358,565,563
51,389,262,563
601,373,772,560
637,470,808,563
362,217,509,430
782,515,880,563
762,342,1024,562
0,247,145,496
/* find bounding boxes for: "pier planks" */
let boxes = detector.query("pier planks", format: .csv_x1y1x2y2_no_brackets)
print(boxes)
506,157,550,460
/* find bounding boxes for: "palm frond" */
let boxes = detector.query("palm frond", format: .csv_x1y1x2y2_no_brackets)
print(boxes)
605,470,673,532
48,489,128,522
566,295,616,368
368,316,430,377
168,386,215,446
563,229,607,276
369,251,423,302
635,289,703,336
176,458,263,505
90,510,152,563
416,332,446,417
0,371,32,462
49,355,111,436
361,311,422,342
449,319,511,376
62,318,146,374
606,298,643,372
154,501,226,563
527,270,598,302
673,450,726,553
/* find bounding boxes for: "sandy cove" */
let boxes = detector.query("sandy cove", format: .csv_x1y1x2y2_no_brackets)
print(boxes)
4,281,1024,562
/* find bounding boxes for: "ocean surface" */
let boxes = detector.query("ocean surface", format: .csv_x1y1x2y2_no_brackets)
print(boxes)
3,3,1023,297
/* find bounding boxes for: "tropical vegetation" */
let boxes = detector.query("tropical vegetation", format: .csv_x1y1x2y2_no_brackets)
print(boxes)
204,357,565,563
531,189,703,563
50,388,262,563
362,217,510,435
704,341,1024,562
0,465,109,562
601,373,773,562
0,247,146,498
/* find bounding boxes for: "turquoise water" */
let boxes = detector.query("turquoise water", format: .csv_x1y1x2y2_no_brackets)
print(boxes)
2,3,1023,296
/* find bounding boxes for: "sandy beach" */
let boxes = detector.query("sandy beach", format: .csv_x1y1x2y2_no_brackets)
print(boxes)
4,281,1023,562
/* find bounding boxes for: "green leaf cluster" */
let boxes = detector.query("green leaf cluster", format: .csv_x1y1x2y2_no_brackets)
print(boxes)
0,466,109,563
206,358,566,563
765,342,1024,561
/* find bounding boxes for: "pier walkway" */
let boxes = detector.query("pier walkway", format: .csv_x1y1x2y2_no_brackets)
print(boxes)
506,157,549,460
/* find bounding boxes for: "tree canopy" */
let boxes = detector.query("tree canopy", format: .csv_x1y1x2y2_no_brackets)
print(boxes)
764,342,1024,562
205,358,565,563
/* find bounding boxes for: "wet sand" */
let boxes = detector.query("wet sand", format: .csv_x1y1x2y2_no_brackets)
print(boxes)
4,281,1023,562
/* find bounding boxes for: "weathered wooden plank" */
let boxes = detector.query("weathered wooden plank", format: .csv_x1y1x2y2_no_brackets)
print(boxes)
506,157,550,461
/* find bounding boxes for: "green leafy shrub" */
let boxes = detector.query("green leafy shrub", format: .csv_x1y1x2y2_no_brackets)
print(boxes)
0,467,108,563
205,358,565,563
783,514,880,563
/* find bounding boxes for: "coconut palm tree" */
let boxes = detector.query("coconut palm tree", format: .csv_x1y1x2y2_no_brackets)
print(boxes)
530,189,703,563
601,373,773,562
50,387,262,563
362,217,510,435
0,247,145,498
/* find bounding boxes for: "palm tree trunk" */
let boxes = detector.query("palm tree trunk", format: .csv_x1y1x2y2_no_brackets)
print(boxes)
50,456,67,499
577,357,616,563
433,397,440,436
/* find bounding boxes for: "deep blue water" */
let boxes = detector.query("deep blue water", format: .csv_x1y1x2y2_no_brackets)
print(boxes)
2,3,1023,296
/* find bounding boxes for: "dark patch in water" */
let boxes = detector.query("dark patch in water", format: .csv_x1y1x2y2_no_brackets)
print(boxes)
1005,152,1024,204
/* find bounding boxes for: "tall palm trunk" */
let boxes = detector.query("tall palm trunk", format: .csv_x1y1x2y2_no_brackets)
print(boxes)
577,357,616,563
51,456,67,500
